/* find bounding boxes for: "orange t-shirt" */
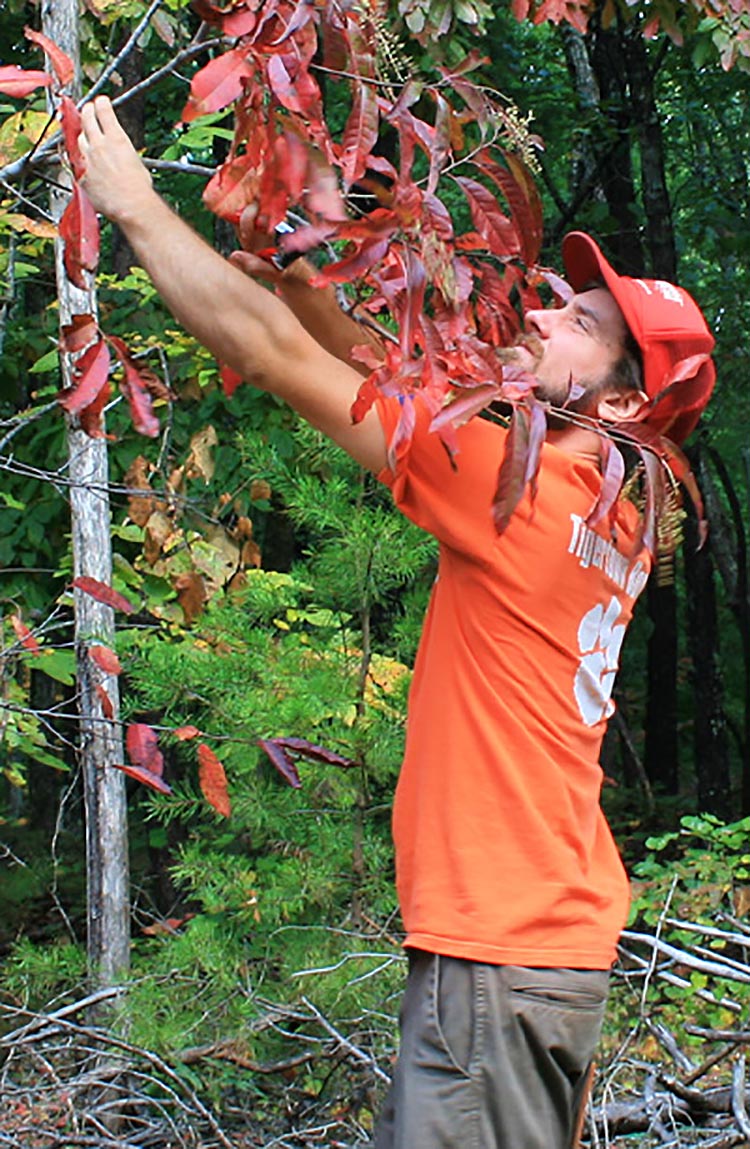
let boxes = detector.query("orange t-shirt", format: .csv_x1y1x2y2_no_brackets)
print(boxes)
376,395,650,969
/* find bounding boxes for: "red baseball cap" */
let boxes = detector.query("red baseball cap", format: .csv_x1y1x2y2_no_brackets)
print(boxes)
562,231,716,444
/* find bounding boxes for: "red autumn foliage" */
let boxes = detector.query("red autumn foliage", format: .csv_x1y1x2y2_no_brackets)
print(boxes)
59,183,100,289
127,722,163,771
24,27,74,88
197,743,231,817
59,96,86,181
173,725,202,741
58,338,110,415
95,684,115,720
117,723,172,794
258,736,356,790
72,576,135,615
10,614,41,655
47,0,707,521
108,337,161,438
0,65,52,98
89,644,122,675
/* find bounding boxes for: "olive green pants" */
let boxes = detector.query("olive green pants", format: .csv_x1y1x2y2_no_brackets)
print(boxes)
373,950,608,1149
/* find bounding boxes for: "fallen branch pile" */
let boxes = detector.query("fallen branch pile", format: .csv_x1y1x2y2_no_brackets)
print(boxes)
2,912,750,1148
590,910,750,1147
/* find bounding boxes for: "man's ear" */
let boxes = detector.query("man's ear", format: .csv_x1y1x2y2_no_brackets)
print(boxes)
594,388,649,424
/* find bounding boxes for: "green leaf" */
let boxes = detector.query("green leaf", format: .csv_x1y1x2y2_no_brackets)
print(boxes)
0,491,25,510
35,648,76,685
29,347,60,374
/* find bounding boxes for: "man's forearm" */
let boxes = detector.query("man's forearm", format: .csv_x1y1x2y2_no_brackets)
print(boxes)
79,96,387,472
278,260,386,375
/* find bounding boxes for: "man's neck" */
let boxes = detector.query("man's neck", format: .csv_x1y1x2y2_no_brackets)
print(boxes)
546,421,606,466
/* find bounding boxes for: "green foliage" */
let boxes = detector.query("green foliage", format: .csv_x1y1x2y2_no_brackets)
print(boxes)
1,936,87,1008
633,813,750,911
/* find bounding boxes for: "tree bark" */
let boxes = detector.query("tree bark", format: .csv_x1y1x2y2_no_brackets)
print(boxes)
684,446,732,817
41,0,130,990
625,33,676,279
644,580,679,794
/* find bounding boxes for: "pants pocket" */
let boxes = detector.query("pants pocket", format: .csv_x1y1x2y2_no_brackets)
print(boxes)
433,953,476,1076
505,966,609,1011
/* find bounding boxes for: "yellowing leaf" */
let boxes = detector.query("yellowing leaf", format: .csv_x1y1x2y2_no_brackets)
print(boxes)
186,425,218,483
2,212,57,240
0,111,51,166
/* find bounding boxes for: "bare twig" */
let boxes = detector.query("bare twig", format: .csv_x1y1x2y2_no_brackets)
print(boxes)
300,996,391,1086
731,1054,750,1139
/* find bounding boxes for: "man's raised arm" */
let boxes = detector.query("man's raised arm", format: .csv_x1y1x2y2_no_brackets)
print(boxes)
79,96,387,473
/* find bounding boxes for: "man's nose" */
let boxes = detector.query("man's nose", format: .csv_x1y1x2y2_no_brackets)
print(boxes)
524,308,552,336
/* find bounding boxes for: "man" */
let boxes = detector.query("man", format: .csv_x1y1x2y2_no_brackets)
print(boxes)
79,96,715,1149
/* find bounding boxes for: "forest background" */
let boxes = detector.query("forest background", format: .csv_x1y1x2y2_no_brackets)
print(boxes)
1,0,750,1144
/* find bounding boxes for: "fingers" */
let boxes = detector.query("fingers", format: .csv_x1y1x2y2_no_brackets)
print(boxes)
229,250,281,282
80,95,127,144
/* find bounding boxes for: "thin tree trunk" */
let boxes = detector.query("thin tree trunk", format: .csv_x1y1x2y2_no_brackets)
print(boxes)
644,580,679,794
41,0,130,991
625,34,676,280
684,447,732,817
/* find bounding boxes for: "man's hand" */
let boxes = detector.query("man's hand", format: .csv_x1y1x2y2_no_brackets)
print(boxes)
79,96,155,225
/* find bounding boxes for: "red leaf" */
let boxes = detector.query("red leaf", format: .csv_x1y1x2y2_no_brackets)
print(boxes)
181,48,254,123
267,53,322,119
203,153,258,224
10,614,41,655
312,236,390,285
305,150,347,222
386,395,418,473
58,339,110,415
95,684,115,720
192,0,258,35
174,725,201,741
340,80,379,187
586,437,625,529
476,153,543,266
270,0,316,44
72,576,135,614
272,737,356,768
59,96,85,180
59,183,100,288
430,384,500,432
427,92,451,195
197,743,231,817
127,723,164,775
114,762,172,794
454,176,520,257
89,644,121,675
493,406,531,533
0,65,52,98
24,28,74,88
350,370,384,424
109,336,160,437
257,737,302,788
221,364,243,397
62,313,98,354
79,377,113,439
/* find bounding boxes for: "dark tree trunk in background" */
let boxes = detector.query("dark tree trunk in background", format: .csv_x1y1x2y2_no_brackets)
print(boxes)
644,581,679,794
684,446,732,817
703,446,750,813
625,35,676,281
112,43,145,280
585,13,644,273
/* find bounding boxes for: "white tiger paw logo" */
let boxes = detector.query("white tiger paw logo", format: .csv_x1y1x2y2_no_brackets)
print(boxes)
574,597,626,727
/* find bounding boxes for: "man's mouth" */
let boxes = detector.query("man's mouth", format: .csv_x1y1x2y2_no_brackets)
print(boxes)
496,333,544,371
